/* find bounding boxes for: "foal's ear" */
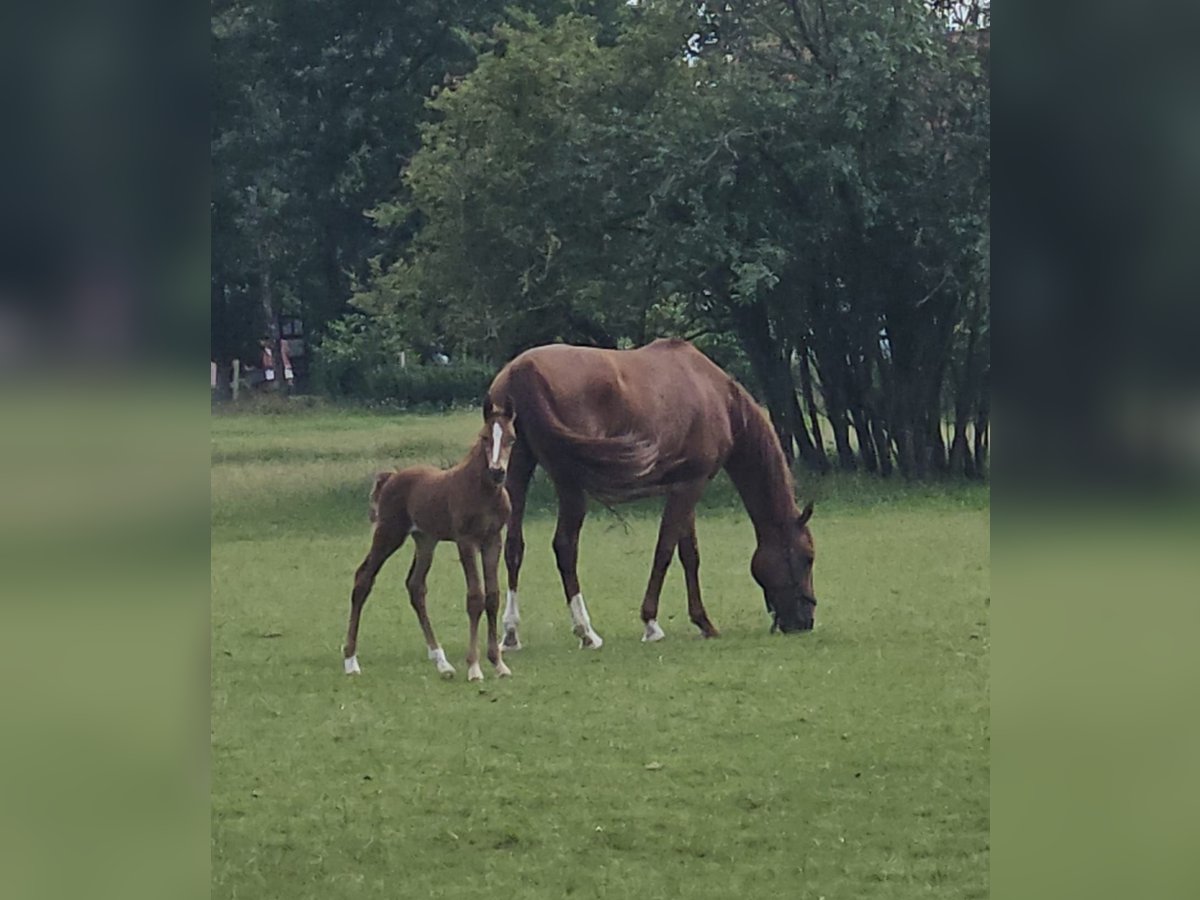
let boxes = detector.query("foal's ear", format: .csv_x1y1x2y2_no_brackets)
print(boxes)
796,501,814,528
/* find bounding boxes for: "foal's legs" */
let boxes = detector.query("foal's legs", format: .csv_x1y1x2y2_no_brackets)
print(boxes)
457,541,487,681
639,482,717,641
482,534,512,677
343,521,407,674
552,483,603,649
406,534,456,678
502,439,536,650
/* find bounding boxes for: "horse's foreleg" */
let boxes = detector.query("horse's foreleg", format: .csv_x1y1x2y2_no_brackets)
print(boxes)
458,541,486,681
407,535,454,678
679,516,718,638
482,534,511,677
343,522,406,674
640,485,707,642
552,485,602,649
502,440,536,650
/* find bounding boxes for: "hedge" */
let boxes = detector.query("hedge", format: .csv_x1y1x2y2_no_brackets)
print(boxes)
312,357,496,409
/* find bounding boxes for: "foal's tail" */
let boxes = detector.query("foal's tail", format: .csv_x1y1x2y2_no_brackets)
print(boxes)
367,471,393,523
502,363,660,502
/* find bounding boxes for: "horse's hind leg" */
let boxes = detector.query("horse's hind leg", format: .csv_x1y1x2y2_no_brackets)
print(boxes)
407,534,455,678
482,534,511,677
502,439,536,650
552,483,603,649
343,520,407,674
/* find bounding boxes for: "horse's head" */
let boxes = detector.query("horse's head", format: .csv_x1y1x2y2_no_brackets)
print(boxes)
481,395,517,486
751,501,817,634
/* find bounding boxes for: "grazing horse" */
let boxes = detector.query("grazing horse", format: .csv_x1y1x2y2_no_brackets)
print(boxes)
487,338,817,649
341,400,518,681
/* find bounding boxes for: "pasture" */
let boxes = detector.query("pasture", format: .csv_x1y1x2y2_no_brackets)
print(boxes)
211,405,989,899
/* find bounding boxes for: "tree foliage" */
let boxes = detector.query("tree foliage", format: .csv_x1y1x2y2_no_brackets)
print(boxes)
355,1,989,477
212,1,989,478
211,0,590,366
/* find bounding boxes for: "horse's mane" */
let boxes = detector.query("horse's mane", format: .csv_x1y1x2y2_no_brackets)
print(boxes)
726,382,798,526
502,362,661,503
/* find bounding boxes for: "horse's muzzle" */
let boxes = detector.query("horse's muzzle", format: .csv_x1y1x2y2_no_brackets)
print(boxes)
488,467,507,486
775,620,813,634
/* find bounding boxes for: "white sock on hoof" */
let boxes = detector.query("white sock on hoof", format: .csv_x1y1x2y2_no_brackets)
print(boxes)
495,659,512,677
344,655,361,675
569,594,604,649
502,590,522,649
642,619,666,642
467,662,484,682
429,647,456,677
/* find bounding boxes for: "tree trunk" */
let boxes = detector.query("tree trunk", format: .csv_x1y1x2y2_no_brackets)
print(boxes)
948,419,976,478
870,416,894,477
850,407,878,473
973,409,989,477
260,264,285,392
732,300,823,472
796,339,831,473
828,404,857,471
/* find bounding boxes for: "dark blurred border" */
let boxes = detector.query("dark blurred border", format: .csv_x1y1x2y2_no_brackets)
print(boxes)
996,2,1199,898
0,0,207,373
0,3,208,900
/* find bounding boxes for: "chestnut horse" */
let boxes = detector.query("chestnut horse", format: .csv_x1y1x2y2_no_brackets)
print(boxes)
486,338,817,649
341,399,518,680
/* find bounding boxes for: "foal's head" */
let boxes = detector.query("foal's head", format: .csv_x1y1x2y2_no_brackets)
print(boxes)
480,396,517,486
751,501,817,634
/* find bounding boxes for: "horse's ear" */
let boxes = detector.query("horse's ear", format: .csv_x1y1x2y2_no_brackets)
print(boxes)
796,501,814,528
502,396,515,421
482,393,493,421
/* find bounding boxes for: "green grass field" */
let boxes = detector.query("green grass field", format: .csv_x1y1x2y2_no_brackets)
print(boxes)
212,405,989,899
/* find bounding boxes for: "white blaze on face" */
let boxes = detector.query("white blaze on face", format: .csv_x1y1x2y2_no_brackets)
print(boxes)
491,421,503,465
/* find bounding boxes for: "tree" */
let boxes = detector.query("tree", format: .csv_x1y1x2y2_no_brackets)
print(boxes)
211,0,602,372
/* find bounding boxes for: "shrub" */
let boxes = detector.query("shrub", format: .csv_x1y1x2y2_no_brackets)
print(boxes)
311,314,494,408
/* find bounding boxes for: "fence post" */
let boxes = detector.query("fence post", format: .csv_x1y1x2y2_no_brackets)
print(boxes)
232,359,240,402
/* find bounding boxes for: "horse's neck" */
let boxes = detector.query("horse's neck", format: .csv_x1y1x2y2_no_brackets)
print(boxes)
725,392,797,535
455,440,500,496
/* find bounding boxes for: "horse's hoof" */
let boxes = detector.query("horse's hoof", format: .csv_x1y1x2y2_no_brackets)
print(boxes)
344,655,361,675
438,666,456,680
642,619,666,642
576,631,604,650
502,630,522,651
495,662,512,678
467,664,484,682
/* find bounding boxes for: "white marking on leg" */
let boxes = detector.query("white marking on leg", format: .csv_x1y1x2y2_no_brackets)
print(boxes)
467,661,484,681
642,619,666,642
502,589,522,650
495,658,512,677
569,593,604,649
428,646,456,678
491,421,502,465
344,655,361,675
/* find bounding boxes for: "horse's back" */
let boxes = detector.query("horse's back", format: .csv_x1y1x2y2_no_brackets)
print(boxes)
490,340,737,494
495,339,730,431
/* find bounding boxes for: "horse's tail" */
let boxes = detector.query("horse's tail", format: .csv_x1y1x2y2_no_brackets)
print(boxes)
367,471,392,523
500,362,660,502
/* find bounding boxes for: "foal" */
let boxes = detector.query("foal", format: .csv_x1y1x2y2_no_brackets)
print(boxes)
342,400,517,681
